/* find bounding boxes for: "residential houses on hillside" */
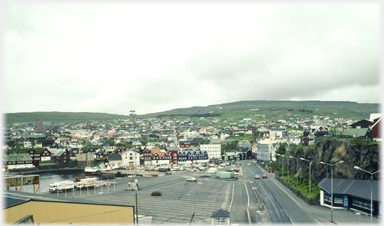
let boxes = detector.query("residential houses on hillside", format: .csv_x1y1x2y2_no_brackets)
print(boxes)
3,113,381,169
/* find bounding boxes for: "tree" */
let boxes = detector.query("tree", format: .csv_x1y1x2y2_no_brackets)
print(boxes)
276,142,287,155
140,137,149,146
223,141,237,151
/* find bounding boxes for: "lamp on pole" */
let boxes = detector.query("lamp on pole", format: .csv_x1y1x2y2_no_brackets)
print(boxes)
320,160,344,223
276,154,286,177
287,154,289,178
289,156,298,187
300,157,312,199
276,154,283,175
353,166,381,224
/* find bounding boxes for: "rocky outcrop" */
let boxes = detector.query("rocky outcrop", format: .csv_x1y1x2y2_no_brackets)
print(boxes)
290,139,380,183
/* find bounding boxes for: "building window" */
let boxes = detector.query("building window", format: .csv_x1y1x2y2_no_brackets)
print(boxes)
334,195,343,204
352,197,371,210
324,193,331,202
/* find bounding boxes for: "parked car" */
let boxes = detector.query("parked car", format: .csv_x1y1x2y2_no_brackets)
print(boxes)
200,174,210,177
262,174,267,178
186,177,197,182
255,174,260,179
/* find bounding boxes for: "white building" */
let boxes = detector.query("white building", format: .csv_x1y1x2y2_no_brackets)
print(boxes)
269,130,285,140
200,143,221,160
121,150,140,167
275,137,301,145
23,140,32,148
258,140,278,162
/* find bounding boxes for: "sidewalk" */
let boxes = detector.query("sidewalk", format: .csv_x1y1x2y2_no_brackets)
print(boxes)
254,161,381,225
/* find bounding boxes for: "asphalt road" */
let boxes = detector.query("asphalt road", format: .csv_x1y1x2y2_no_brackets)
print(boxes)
241,160,315,224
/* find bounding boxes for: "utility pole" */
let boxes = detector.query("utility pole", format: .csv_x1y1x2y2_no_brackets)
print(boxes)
136,193,139,225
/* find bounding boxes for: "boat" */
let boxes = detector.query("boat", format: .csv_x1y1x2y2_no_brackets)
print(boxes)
84,166,99,176
84,164,112,175
99,164,112,173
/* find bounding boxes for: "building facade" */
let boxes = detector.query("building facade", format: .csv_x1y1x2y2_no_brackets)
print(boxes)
200,144,221,160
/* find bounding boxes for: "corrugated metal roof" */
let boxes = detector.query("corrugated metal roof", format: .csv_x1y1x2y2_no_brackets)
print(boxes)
318,178,379,201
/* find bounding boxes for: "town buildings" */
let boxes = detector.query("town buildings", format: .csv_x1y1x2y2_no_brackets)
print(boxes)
2,113,381,169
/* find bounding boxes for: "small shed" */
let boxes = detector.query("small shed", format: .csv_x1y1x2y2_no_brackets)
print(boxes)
211,209,230,225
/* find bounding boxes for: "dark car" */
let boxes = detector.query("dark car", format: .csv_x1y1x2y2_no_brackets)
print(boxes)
200,174,211,177
262,174,267,178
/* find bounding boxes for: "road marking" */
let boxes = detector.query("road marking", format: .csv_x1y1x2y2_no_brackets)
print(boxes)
314,218,322,225
228,182,235,212
269,175,303,208
244,183,250,207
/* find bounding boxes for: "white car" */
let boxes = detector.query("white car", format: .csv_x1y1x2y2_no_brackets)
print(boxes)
186,177,197,182
247,163,251,166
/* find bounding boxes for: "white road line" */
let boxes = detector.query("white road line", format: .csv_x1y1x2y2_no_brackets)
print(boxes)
314,218,322,225
244,183,250,207
228,182,235,212
269,176,303,208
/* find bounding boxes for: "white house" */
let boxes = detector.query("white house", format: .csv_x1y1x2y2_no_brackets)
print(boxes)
200,143,221,160
4,153,34,169
120,150,140,167
107,154,123,169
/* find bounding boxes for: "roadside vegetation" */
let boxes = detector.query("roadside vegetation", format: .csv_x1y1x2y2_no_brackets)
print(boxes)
267,160,321,201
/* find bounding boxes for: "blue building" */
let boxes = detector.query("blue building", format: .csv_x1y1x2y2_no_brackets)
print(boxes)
318,178,381,216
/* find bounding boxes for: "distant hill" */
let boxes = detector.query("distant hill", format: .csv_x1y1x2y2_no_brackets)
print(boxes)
142,100,380,120
4,100,380,125
5,112,129,125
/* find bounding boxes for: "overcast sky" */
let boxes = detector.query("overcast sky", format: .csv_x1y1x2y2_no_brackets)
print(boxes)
2,1,382,116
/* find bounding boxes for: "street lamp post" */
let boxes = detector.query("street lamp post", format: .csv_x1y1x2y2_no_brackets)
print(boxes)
289,156,298,187
276,154,282,175
300,157,312,199
287,155,289,178
353,166,381,224
320,160,344,223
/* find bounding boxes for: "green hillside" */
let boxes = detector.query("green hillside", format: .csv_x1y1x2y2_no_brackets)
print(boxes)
143,100,380,121
5,112,129,125
4,101,380,126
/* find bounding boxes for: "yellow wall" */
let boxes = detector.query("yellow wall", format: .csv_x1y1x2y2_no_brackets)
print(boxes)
4,201,134,224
